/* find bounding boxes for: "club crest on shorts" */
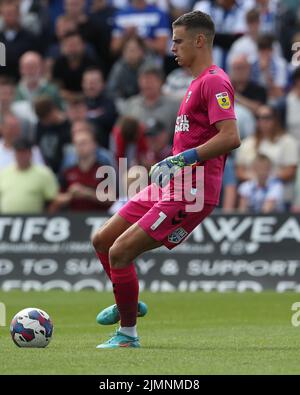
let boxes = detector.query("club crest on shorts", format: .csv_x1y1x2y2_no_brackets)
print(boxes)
186,90,192,103
216,92,231,109
168,227,188,244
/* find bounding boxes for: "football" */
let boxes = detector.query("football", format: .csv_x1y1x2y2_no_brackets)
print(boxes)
10,308,53,348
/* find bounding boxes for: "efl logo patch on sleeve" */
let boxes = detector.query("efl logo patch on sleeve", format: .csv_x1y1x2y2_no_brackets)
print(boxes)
216,92,231,109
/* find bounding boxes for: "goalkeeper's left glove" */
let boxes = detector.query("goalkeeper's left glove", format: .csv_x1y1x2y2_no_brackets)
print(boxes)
149,148,201,187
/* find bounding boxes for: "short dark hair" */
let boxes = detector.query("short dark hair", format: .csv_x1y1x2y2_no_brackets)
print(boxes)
172,10,215,46
34,95,56,119
257,34,274,50
246,8,260,24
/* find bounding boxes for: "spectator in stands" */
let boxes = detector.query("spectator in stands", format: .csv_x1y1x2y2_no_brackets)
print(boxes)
89,0,117,44
238,153,284,213
0,113,44,170
62,0,111,74
61,120,114,170
0,0,40,79
286,67,300,148
52,31,101,96
106,36,147,106
82,67,118,149
193,0,251,69
0,137,58,214
15,51,64,110
250,34,288,103
112,116,149,168
235,105,298,209
33,96,71,175
121,64,179,138
50,128,113,212
17,0,51,38
0,78,34,137
65,94,88,124
162,67,193,101
229,55,267,114
111,0,170,59
256,0,279,35
143,120,172,169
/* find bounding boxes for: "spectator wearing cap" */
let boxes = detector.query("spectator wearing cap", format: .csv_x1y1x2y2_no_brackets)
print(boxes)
50,128,113,212
82,67,118,149
121,64,180,139
34,96,71,175
0,137,58,214
0,113,44,170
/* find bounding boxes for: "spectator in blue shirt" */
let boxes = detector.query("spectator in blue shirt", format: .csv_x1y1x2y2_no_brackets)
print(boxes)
111,0,170,58
238,153,284,213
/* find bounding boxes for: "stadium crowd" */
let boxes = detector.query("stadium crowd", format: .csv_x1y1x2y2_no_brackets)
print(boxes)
0,0,299,214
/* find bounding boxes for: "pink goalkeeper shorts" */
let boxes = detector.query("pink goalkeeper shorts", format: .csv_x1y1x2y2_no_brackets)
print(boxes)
118,183,215,250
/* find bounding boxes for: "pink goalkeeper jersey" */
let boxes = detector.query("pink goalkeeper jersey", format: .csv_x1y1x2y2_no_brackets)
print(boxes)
172,64,236,206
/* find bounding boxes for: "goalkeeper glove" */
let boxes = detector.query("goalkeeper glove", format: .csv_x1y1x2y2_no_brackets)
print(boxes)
149,148,201,187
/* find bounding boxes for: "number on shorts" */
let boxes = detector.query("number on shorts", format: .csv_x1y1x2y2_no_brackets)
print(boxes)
150,211,167,231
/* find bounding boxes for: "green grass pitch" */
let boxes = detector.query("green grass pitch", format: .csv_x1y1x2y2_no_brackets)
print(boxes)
0,291,300,375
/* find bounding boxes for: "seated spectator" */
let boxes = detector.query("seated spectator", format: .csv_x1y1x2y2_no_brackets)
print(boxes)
229,55,267,114
82,67,118,149
227,8,283,69
250,34,289,103
235,105,298,208
256,0,278,35
111,0,170,59
0,0,40,80
61,120,114,170
65,94,88,124
162,67,193,101
0,113,44,170
0,137,58,214
143,120,172,169
62,0,111,74
89,0,117,38
33,96,71,174
15,51,64,111
17,0,50,38
238,154,284,213
0,78,33,135
52,31,101,96
106,36,148,105
193,0,251,68
121,64,180,139
286,67,300,149
50,128,113,212
112,116,149,168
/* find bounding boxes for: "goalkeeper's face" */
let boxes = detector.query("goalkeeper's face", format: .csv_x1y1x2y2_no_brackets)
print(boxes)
171,26,197,68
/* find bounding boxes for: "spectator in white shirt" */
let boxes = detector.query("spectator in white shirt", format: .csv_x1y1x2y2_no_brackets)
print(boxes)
238,153,284,213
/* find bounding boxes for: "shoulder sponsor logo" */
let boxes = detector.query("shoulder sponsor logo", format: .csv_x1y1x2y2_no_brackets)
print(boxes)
216,92,231,109
168,227,188,244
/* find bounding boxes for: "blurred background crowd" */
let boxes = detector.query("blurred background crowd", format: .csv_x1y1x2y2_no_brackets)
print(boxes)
0,0,300,215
